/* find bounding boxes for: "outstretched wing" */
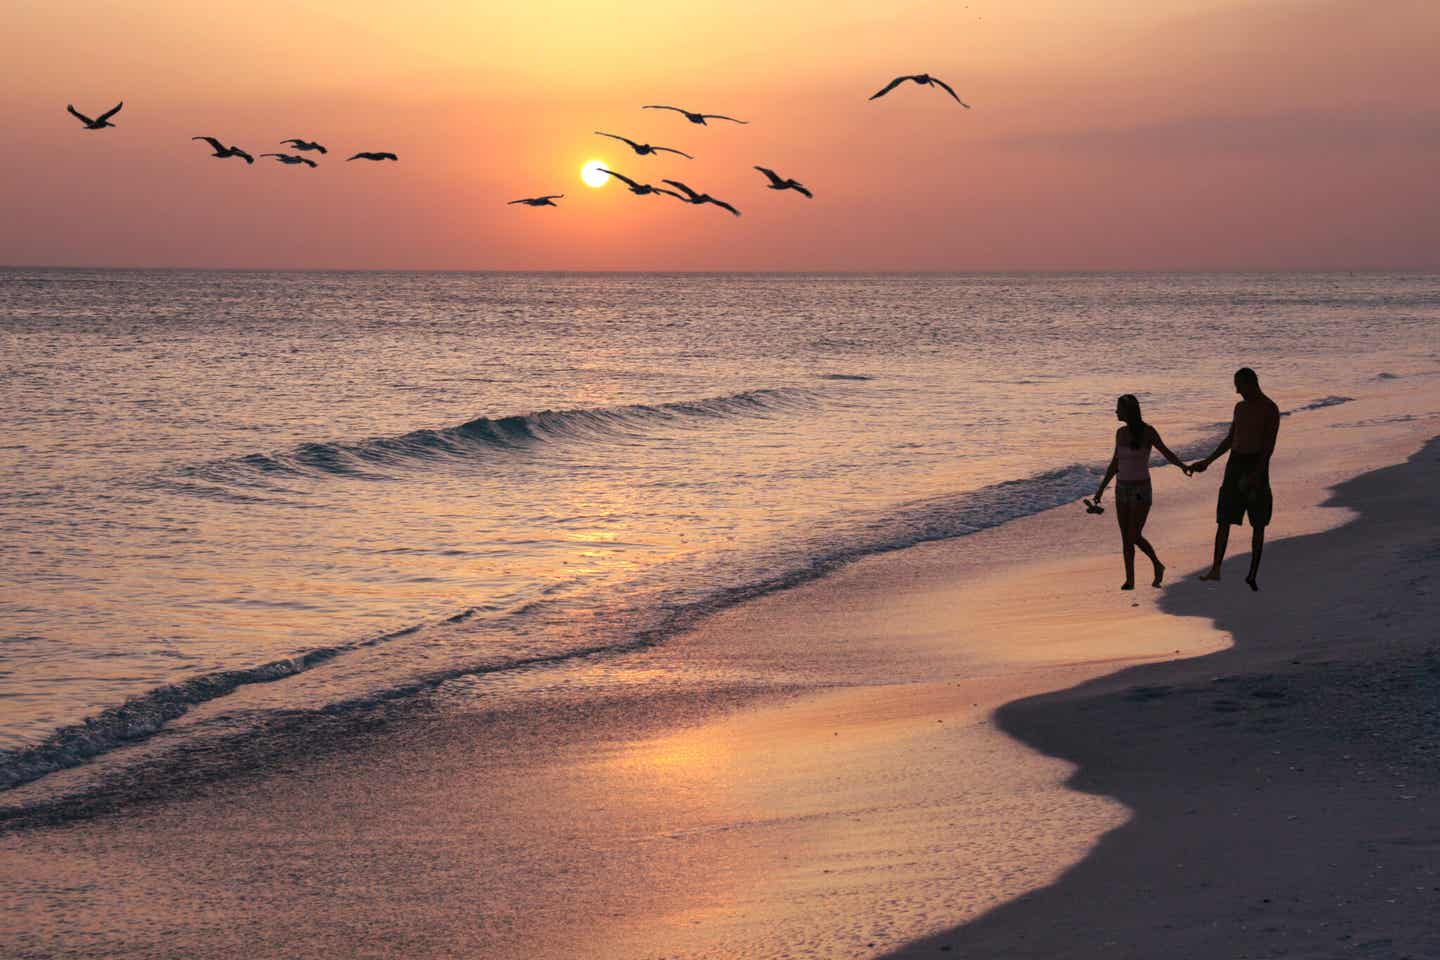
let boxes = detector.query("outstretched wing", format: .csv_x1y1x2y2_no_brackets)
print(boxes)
378,153,398,160
598,168,639,189
96,102,123,122
792,182,813,199
929,76,970,107
868,75,913,100
67,105,96,125
642,105,685,114
281,138,303,146
301,158,317,167
661,179,700,200
653,187,686,200
595,131,638,149
346,153,365,161
706,197,741,216
754,166,784,186
540,194,564,200
233,149,255,164
653,146,693,159
508,199,532,205
314,143,328,154
700,114,747,124
260,153,283,158
193,136,225,152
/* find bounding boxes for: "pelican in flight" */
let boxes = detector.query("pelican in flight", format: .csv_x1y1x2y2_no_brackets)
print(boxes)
868,73,970,107
508,195,564,207
261,153,318,168
598,169,683,198
348,151,398,162
642,105,748,126
754,166,813,198
281,139,327,154
67,102,123,130
192,136,254,163
661,180,741,216
594,132,693,159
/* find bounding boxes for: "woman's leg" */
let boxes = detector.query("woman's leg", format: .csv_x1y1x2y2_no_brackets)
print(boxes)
1116,495,1136,589
1128,497,1164,586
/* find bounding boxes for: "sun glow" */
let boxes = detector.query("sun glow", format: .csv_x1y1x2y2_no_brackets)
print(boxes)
580,160,609,188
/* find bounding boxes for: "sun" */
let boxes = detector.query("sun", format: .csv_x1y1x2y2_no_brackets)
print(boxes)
580,159,609,188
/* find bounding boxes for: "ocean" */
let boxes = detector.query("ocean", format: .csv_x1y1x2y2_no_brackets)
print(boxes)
2,270,1437,795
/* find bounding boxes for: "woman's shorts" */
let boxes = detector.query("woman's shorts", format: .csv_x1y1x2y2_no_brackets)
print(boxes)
1115,481,1152,507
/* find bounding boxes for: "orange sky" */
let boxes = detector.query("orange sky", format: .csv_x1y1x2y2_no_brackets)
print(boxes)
4,0,1438,270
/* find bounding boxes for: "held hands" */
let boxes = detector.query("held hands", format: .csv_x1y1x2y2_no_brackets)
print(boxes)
1188,460,1209,475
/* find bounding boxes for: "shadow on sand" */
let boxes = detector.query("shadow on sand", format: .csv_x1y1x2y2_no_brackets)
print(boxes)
883,437,1440,959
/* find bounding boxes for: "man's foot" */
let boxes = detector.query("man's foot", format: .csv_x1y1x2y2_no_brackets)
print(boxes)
1245,576,1259,592
1152,562,1166,588
1199,569,1221,582
1121,581,1135,591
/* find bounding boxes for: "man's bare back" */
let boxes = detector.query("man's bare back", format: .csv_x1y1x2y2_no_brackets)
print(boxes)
1231,395,1281,456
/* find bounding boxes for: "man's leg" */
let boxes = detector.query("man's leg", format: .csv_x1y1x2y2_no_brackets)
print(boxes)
1245,525,1265,590
1200,522,1229,580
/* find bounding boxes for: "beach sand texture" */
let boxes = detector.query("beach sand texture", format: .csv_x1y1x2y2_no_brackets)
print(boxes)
2,385,1437,958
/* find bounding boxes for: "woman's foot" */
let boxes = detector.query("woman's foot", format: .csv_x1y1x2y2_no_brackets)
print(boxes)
1152,561,1166,588
1245,575,1259,592
1121,581,1135,591
1199,568,1221,582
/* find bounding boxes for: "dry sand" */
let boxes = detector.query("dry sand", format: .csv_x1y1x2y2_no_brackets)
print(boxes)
2,387,1437,958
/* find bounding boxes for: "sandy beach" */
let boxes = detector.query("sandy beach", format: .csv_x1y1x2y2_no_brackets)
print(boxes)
3,384,1437,958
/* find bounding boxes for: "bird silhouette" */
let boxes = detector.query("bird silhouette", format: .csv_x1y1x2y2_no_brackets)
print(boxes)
261,153,318,168
642,105,748,126
868,74,970,107
594,132,693,159
347,152,398,162
598,169,684,197
281,139,327,154
67,102,123,130
192,136,254,163
508,195,564,207
661,180,741,216
754,166,813,198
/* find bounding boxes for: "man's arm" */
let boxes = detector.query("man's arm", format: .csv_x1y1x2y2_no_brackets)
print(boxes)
1258,400,1280,474
1191,418,1234,473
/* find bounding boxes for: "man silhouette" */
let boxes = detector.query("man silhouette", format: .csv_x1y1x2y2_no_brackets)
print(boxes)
1190,368,1281,591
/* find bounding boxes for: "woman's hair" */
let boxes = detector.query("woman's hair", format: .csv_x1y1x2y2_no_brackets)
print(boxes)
1117,394,1148,449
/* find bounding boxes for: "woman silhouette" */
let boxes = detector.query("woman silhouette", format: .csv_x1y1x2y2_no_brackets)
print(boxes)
1091,395,1191,589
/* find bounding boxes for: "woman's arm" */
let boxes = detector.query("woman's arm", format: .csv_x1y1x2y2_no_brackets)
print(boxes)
1095,451,1118,501
1150,428,1192,475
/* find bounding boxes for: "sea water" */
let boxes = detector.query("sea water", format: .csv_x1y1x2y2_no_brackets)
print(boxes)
2,270,1437,791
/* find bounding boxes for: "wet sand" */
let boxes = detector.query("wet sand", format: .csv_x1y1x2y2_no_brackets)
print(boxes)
886,433,1440,959
2,390,1437,958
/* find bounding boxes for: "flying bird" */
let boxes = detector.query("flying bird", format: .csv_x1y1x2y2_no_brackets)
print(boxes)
661,180,741,216
508,195,564,207
754,166,813,198
347,152,398,162
868,73,970,107
598,169,683,198
192,136,254,163
67,102,123,130
642,105,748,126
594,132,693,159
281,139,327,154
261,153,318,167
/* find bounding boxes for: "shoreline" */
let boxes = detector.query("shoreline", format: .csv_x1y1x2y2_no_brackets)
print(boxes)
885,434,1440,959
2,389,1437,958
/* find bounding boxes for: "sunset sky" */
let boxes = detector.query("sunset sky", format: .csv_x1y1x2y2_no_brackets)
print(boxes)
4,0,1438,271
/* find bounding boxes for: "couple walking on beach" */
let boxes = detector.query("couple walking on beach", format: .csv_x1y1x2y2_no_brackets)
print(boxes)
1091,367,1280,592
